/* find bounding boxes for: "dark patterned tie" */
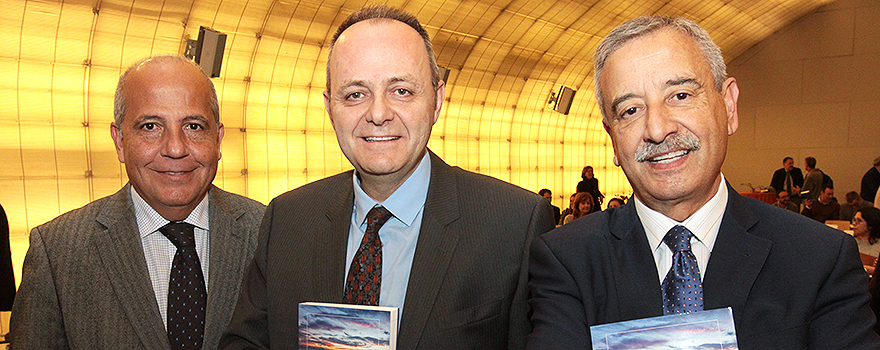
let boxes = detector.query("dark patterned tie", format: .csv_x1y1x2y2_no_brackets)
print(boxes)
159,222,206,350
343,206,393,305
661,225,704,314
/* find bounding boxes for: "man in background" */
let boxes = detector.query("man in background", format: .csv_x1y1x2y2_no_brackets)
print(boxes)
770,156,803,206
10,56,265,349
539,189,562,224
840,190,872,222
803,156,829,200
862,156,880,203
222,6,554,349
527,16,879,349
772,190,799,213
802,184,840,223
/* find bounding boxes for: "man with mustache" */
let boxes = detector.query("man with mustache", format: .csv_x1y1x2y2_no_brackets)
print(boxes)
526,17,880,349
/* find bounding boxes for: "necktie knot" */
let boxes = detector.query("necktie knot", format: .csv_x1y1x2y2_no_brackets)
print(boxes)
661,225,703,314
663,225,693,252
366,206,393,232
159,222,196,249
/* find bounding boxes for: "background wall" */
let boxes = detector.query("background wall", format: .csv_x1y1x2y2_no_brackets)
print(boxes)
725,0,880,197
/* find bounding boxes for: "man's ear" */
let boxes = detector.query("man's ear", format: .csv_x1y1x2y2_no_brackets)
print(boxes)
721,77,739,136
323,90,335,128
433,80,445,125
110,122,125,163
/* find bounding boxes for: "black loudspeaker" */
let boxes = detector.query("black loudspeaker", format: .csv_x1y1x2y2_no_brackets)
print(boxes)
194,26,227,78
438,66,451,84
553,86,576,115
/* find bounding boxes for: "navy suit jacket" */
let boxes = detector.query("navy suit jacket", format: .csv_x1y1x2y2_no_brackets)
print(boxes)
527,183,880,350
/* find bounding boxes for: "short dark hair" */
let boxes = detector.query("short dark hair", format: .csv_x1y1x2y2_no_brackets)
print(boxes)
857,207,880,244
608,198,625,207
822,183,834,192
538,189,552,196
326,5,440,92
783,156,793,164
846,191,860,203
805,156,817,169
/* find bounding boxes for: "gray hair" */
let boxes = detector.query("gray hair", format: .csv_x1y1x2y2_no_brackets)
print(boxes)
114,55,219,128
325,5,440,92
593,16,726,123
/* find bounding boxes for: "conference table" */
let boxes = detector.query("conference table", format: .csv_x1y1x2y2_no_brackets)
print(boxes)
740,192,776,204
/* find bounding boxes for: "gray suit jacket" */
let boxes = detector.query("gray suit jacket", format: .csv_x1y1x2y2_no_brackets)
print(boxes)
9,185,265,349
221,151,556,349
527,183,880,349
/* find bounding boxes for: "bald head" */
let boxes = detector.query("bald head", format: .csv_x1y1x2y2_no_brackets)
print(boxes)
114,56,219,129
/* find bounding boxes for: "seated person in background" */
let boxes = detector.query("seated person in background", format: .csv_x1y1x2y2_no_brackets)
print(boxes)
559,193,576,225
772,190,799,213
562,192,594,225
539,189,562,224
802,184,840,223
853,207,880,275
606,197,625,209
842,190,874,221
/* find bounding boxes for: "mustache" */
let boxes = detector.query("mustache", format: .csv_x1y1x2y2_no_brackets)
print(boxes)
635,131,701,162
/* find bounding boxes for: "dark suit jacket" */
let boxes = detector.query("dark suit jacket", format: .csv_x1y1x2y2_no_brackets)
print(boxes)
9,185,265,349
1,203,15,311
222,151,555,349
527,184,880,350
769,167,804,193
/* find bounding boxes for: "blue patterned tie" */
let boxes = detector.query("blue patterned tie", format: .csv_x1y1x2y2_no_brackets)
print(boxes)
344,206,393,305
160,222,206,350
661,225,704,314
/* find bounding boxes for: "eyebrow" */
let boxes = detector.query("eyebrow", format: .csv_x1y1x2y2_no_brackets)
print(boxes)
609,77,704,116
610,93,636,116
666,76,702,89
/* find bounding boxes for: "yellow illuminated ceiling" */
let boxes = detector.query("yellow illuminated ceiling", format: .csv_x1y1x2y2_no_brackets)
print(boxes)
0,0,835,286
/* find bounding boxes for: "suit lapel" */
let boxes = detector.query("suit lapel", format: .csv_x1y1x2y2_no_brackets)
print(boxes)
608,203,664,320
94,186,169,349
398,152,461,350
317,172,356,302
702,188,772,320
203,187,250,347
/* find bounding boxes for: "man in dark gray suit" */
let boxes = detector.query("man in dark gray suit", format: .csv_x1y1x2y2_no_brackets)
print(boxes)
221,5,555,350
9,56,265,349
527,16,880,349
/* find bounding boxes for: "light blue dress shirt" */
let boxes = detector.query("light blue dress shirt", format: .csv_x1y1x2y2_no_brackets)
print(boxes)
345,152,431,318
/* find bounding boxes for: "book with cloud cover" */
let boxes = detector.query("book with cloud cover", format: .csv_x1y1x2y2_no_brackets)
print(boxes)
299,302,398,350
590,307,738,350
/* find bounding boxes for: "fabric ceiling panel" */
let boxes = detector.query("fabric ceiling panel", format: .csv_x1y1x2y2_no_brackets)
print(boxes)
1,0,837,289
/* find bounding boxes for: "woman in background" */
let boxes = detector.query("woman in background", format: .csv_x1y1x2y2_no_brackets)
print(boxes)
563,192,594,225
854,207,880,275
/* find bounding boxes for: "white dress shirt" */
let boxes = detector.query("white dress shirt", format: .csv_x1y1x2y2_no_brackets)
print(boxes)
635,175,728,283
131,187,210,329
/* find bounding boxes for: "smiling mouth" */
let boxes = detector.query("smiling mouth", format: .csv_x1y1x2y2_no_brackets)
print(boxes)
645,149,690,164
364,136,400,142
159,170,192,175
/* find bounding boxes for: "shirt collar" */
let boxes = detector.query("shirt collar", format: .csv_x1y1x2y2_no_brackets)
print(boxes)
637,174,728,251
131,186,210,238
352,152,431,227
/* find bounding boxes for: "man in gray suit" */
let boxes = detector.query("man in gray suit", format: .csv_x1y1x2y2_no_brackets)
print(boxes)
221,5,555,349
9,56,266,349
